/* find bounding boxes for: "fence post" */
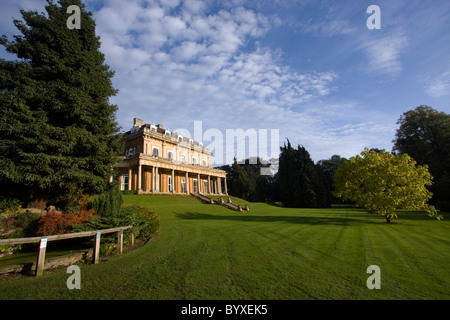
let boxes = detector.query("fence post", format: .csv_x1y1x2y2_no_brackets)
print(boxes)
36,236,47,277
118,227,123,254
131,232,134,247
93,231,101,264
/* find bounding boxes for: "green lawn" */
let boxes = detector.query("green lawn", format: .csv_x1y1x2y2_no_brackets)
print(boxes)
0,194,449,300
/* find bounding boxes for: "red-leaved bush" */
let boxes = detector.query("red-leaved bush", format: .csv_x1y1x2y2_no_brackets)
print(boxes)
36,208,95,236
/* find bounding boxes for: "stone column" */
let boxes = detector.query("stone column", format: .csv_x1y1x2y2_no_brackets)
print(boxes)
152,166,155,192
218,177,222,194
171,169,175,193
197,173,201,193
185,171,189,194
128,168,132,191
137,163,142,193
208,175,211,194
215,177,218,195
155,167,159,192
224,177,228,195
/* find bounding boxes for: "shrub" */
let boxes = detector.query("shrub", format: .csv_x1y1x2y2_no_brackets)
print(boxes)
87,185,123,217
0,229,25,256
36,208,95,236
17,211,42,236
0,198,22,217
120,205,160,240
73,205,160,253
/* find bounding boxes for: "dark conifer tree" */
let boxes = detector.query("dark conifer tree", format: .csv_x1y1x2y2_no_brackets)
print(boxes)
278,140,330,208
231,158,253,200
0,0,122,209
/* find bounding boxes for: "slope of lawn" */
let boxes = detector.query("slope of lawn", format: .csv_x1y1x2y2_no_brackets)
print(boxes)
0,194,449,300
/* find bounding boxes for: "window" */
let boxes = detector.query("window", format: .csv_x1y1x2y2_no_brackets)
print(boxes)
121,174,129,191
192,157,197,165
168,176,173,192
152,147,159,157
181,154,186,163
127,147,135,157
181,178,186,193
203,180,208,193
168,151,174,160
202,159,207,166
150,124,157,132
178,136,183,142
193,179,198,193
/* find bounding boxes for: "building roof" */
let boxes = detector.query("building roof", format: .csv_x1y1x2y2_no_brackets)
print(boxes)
123,118,207,150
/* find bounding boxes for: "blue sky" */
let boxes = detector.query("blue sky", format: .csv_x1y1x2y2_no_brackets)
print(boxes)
1,0,450,165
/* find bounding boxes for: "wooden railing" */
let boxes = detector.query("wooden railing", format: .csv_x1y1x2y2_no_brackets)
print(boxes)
0,226,133,276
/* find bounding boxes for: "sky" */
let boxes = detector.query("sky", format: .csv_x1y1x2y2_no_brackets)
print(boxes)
1,0,450,166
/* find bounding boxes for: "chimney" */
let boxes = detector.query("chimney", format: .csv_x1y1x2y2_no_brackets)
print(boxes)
133,118,143,128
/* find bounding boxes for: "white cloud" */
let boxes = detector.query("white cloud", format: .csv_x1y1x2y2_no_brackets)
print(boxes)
0,0,403,164
90,0,367,163
423,70,450,98
298,18,356,37
360,33,409,77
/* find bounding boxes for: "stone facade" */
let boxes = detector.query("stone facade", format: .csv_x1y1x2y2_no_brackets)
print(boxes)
114,119,227,195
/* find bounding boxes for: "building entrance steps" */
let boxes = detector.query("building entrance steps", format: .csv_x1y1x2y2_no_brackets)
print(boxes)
190,193,250,212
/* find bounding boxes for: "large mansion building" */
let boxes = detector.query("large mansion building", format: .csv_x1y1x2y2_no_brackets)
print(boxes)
114,118,227,195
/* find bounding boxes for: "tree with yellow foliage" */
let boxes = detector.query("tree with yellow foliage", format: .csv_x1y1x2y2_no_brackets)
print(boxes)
333,149,440,223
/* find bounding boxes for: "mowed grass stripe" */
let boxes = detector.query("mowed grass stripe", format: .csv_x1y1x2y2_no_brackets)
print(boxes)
0,195,448,300
380,225,450,299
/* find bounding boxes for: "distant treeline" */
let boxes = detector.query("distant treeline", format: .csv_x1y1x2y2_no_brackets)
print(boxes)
217,143,346,208
218,106,450,211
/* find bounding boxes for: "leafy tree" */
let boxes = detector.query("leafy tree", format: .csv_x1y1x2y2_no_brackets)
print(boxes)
218,157,279,202
0,0,121,209
392,106,450,210
333,148,440,223
316,155,347,203
278,140,330,208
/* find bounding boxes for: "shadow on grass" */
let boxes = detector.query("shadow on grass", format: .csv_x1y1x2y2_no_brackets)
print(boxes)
175,212,382,226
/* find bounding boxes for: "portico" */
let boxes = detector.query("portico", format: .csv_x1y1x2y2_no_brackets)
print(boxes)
114,119,227,195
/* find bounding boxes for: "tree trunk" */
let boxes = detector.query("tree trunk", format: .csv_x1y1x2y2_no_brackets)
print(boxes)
385,215,391,223
27,187,48,210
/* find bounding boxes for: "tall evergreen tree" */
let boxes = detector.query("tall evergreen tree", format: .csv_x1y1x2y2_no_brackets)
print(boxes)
231,158,254,200
217,157,279,202
0,0,121,209
278,140,329,208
